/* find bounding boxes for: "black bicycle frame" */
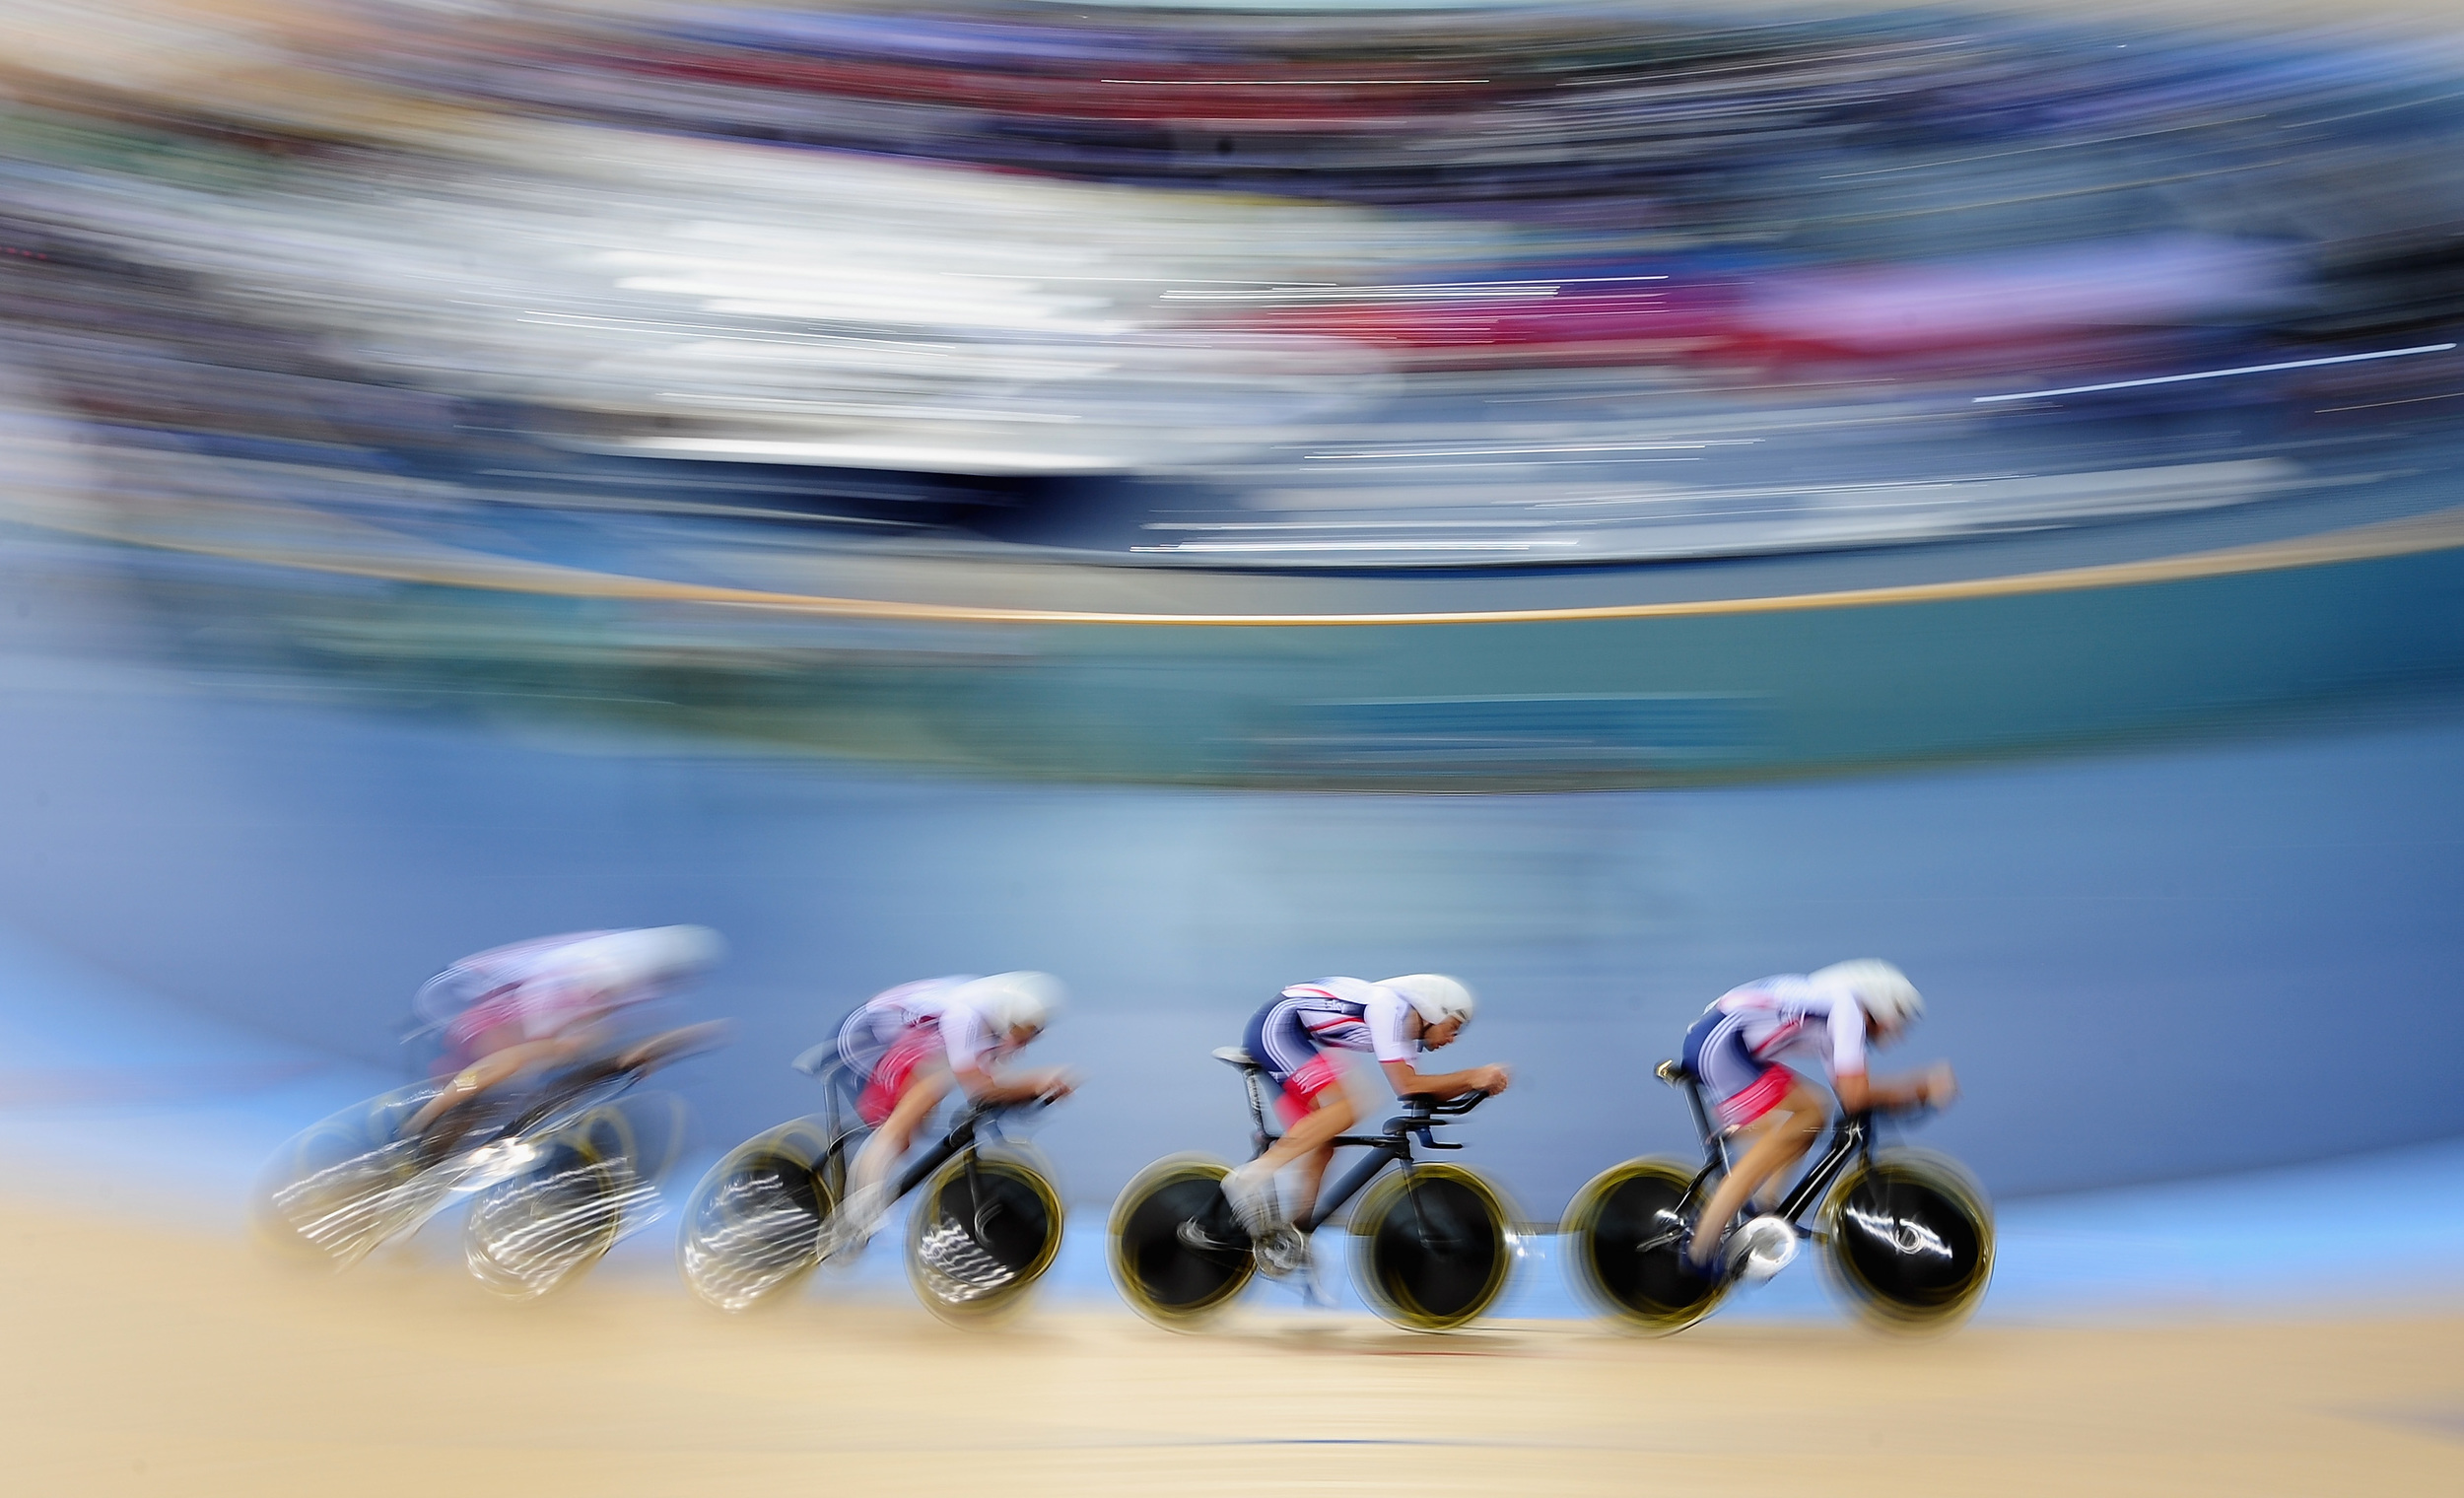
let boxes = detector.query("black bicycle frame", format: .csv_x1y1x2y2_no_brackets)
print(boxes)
1231,1064,1480,1237
794,1034,1048,1256
1659,1059,1873,1235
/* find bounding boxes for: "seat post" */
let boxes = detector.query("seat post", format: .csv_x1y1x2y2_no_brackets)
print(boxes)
1659,1058,1727,1167
1242,1067,1271,1155
1211,1047,1276,1158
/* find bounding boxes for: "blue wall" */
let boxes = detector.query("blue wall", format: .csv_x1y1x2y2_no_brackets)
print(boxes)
5,577,2461,1214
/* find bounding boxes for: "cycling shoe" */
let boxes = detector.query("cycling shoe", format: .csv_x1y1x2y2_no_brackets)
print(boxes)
1176,1218,1249,1255
1675,1225,1736,1285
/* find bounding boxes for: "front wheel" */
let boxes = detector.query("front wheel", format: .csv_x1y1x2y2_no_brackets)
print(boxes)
1349,1163,1516,1331
1108,1154,1255,1331
1819,1149,1994,1332
1560,1156,1729,1334
907,1147,1064,1326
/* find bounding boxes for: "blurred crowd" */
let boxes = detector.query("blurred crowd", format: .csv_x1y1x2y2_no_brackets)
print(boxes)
3,0,2463,570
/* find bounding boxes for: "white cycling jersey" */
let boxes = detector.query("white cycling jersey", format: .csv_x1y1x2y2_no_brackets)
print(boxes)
1275,978,1421,1063
935,992,1002,1074
421,927,715,1051
1708,972,1872,1079
836,974,1028,1081
837,974,974,1073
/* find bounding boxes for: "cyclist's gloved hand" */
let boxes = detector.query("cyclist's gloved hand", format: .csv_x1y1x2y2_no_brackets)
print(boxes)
1922,1062,1958,1109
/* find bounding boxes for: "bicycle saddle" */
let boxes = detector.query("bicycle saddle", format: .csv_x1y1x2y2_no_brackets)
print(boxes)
1212,1047,1263,1071
1655,1058,1698,1085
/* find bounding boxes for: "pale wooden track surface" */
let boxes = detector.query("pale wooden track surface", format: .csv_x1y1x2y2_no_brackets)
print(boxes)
5,1199,2460,1496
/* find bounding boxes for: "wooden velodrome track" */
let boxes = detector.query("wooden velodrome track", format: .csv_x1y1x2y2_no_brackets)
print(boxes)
4,1198,2458,1496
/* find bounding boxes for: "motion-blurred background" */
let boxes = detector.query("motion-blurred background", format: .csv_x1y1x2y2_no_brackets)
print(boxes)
6,0,2464,1242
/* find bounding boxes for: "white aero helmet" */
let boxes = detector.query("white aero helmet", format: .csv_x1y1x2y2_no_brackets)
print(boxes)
953,970,1064,1036
563,924,725,996
1380,973,1476,1027
1813,959,1921,1030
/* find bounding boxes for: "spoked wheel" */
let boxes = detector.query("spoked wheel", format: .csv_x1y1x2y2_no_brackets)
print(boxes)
678,1121,841,1313
1819,1149,1994,1332
907,1147,1064,1326
1349,1164,1515,1331
462,1133,629,1300
1561,1157,1728,1334
1108,1154,1255,1331
251,1083,445,1269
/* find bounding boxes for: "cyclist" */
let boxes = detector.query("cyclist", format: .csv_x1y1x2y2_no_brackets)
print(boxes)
818,970,1073,1257
1217,975,1509,1245
399,925,724,1154
1677,959,1955,1278
819,973,973,1085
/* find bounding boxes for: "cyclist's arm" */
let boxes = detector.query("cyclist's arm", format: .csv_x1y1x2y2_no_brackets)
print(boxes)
1379,1057,1507,1099
951,1060,1068,1106
1834,1064,1952,1113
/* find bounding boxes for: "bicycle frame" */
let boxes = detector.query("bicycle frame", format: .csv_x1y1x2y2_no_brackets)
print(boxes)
792,1036,1051,1257
1657,1058,1875,1241
1231,1062,1480,1236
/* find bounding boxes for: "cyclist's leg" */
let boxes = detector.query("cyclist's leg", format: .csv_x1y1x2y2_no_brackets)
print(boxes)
1241,1089,1351,1222
401,1031,570,1139
1230,1002,1354,1226
1688,1075,1827,1266
832,1036,950,1249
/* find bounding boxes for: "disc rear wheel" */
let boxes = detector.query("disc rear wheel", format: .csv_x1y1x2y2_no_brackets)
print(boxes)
1561,1157,1728,1334
679,1122,840,1313
1108,1154,1255,1331
251,1084,443,1268
463,1137,627,1300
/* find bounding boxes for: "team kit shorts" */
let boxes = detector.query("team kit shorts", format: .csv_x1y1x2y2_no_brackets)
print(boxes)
856,1024,949,1127
1243,1000,1349,1124
1680,1007,1804,1130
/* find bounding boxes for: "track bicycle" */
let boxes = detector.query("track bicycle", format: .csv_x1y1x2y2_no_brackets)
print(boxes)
1110,1045,1517,1333
252,1028,710,1298
678,1046,1065,1326
1561,1057,1993,1334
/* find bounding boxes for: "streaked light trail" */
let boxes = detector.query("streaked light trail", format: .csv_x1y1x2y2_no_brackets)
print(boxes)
1974,343,2456,403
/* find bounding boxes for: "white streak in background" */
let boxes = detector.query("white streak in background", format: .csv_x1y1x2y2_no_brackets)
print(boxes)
1164,278,1665,302
1976,344,2459,404
1135,538,1583,553
595,439,1141,473
1147,460,2308,564
1307,441,1754,459
1099,79,1491,86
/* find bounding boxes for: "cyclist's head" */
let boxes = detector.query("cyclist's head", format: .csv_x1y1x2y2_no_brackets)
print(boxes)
954,970,1064,1041
1382,974,1475,1046
1813,959,1921,1036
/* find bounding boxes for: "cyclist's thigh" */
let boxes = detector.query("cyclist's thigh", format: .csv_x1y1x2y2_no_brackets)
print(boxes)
1245,1002,1333,1126
858,1028,946,1128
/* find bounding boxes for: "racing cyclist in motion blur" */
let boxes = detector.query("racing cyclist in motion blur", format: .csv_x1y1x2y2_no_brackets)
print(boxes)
817,970,1075,1259
1677,959,1955,1280
400,924,727,1159
1196,974,1509,1296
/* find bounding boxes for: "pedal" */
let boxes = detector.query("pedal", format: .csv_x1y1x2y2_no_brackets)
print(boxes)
1254,1223,1310,1278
